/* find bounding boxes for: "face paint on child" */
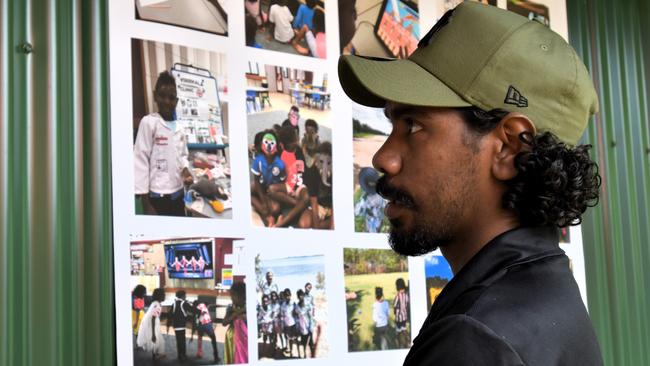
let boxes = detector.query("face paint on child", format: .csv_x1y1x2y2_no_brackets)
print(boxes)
317,154,332,187
261,133,277,155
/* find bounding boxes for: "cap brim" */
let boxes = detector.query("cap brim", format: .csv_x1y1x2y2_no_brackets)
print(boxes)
339,55,472,108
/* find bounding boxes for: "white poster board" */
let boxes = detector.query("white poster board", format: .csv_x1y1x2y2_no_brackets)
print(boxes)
110,1,585,366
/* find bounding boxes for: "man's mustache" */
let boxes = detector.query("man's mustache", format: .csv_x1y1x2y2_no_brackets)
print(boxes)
376,176,416,208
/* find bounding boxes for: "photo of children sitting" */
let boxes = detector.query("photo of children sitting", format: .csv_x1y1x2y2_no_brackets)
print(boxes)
130,237,248,365
255,254,329,360
247,63,333,229
244,0,327,58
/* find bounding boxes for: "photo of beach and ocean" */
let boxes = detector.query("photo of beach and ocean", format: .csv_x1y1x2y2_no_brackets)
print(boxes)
255,254,329,360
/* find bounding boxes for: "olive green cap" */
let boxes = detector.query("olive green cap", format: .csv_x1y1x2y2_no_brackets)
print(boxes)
338,2,598,145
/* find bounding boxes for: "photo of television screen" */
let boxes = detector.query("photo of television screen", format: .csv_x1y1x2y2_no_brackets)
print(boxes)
164,241,214,279
375,0,420,58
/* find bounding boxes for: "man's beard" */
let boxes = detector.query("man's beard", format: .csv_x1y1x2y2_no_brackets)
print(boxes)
377,175,457,256
388,220,450,256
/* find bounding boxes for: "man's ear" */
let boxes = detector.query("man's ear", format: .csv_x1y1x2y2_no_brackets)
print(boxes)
490,112,536,181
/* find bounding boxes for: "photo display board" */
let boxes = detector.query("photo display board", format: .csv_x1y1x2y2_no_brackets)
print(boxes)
110,1,585,365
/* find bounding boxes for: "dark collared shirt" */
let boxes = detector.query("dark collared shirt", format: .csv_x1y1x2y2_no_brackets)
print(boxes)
404,226,603,365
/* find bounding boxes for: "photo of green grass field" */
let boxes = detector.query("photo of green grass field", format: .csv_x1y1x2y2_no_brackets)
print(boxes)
344,248,411,352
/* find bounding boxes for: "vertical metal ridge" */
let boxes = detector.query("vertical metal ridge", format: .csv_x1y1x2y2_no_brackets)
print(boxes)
2,0,114,365
82,0,114,364
569,0,650,364
0,0,8,365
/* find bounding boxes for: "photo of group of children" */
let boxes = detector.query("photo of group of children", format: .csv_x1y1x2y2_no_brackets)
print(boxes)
130,237,247,365
352,102,390,233
344,248,411,352
245,0,326,58
247,63,333,229
136,0,228,35
131,39,232,219
255,254,329,360
339,0,419,58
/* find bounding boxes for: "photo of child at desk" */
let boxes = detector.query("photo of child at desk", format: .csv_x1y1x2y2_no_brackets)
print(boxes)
131,39,232,219
246,63,333,229
245,0,326,58
339,0,419,59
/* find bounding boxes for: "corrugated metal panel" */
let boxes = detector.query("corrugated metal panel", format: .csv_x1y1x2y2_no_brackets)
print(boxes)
0,0,114,365
568,0,650,365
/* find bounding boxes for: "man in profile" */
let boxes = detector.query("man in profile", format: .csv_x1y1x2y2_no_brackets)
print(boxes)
339,3,603,364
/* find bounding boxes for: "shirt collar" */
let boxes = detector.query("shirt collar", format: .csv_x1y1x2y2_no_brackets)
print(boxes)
425,226,564,325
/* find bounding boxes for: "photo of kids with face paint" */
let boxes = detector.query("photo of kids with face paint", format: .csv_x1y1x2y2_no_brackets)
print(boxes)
247,63,333,229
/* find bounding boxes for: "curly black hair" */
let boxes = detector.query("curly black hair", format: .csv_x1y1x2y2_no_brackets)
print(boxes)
458,107,601,228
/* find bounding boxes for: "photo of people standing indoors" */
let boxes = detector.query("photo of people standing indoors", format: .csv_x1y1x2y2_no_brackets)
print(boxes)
130,237,248,365
244,0,326,58
255,253,329,360
246,63,333,229
344,248,411,352
131,38,233,219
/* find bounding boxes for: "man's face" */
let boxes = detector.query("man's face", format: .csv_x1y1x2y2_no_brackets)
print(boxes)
374,103,485,256
305,284,312,293
266,272,273,283
154,83,178,121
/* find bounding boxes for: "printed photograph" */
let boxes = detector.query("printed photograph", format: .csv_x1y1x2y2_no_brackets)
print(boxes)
255,254,329,360
132,39,232,219
136,0,228,35
344,248,411,352
424,254,453,311
559,227,571,244
244,0,326,58
246,62,333,229
130,237,248,365
437,0,497,19
352,102,390,233
507,0,550,27
339,0,420,58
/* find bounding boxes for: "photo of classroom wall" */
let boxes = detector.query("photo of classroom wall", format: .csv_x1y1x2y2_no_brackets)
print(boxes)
245,0,327,58
352,102,390,233
130,237,248,365
136,0,228,35
344,248,411,352
339,0,420,58
255,254,329,360
131,38,233,219
246,62,333,229
424,254,453,311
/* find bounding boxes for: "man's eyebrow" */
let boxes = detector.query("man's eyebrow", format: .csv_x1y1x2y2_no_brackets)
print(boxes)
384,105,427,121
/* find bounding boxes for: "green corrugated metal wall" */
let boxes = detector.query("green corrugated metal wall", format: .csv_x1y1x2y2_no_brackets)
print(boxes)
568,0,650,365
0,0,114,365
0,0,648,365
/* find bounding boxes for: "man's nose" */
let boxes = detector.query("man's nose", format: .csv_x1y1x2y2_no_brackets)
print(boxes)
372,136,402,176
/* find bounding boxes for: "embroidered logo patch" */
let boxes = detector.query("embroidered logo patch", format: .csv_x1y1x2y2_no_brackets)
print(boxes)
504,86,528,107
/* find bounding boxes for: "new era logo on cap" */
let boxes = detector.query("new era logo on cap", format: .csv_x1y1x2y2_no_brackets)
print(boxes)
504,86,528,108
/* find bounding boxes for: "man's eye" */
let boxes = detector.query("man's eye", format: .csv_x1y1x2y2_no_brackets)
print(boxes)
406,119,423,134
